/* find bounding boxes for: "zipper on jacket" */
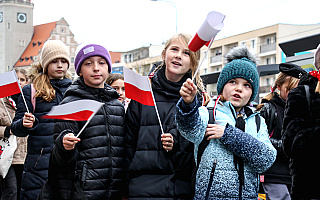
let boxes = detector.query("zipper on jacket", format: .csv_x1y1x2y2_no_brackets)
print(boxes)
34,148,43,168
205,159,217,200
102,106,112,193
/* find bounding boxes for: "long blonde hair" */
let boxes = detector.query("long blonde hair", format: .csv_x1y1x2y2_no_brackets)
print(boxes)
256,72,299,110
28,62,71,102
151,33,210,105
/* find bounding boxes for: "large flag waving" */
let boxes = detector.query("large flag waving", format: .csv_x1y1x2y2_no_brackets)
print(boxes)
0,71,21,98
123,67,155,106
42,99,104,121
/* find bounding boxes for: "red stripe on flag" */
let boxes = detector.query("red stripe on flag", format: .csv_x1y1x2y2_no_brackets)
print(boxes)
188,33,208,52
125,82,155,106
42,110,94,121
0,82,21,98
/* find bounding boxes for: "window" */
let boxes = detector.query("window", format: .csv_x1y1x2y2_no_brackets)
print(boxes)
266,78,270,86
266,57,271,65
266,38,271,45
251,40,255,49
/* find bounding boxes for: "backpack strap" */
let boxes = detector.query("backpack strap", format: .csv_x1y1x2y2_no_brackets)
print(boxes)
255,114,260,133
304,85,310,109
31,84,36,112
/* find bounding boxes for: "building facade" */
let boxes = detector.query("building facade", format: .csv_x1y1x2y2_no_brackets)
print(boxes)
0,0,34,73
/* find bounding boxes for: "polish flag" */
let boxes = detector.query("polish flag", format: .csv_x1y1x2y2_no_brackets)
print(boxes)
0,71,22,99
42,99,104,121
188,11,226,52
123,67,155,106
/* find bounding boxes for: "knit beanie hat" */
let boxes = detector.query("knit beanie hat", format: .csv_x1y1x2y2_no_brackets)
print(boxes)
40,40,70,74
74,43,112,75
217,46,259,102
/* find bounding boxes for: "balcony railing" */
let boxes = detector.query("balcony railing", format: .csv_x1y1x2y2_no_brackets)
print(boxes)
260,43,276,53
210,55,222,63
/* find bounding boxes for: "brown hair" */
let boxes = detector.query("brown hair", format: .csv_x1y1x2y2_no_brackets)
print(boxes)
151,33,210,105
106,73,124,86
14,68,28,82
28,62,71,102
256,72,299,110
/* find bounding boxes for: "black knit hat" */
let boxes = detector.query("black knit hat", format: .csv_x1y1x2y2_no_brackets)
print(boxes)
279,63,306,79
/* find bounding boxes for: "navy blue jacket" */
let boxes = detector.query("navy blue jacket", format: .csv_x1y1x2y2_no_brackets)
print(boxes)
11,78,72,200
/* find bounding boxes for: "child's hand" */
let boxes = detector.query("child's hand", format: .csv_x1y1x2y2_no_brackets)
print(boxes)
63,133,81,150
161,133,174,151
180,78,197,105
205,124,225,140
22,112,35,128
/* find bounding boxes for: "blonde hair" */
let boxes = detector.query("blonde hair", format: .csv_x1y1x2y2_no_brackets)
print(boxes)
28,62,71,102
14,68,28,82
151,33,210,105
256,72,299,110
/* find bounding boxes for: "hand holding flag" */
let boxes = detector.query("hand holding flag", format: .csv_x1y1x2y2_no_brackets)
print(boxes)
42,99,104,137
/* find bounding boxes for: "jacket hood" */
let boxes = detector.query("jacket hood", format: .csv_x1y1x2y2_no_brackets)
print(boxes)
64,77,119,101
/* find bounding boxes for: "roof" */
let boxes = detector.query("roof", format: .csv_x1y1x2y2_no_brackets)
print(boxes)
14,21,57,67
279,33,320,56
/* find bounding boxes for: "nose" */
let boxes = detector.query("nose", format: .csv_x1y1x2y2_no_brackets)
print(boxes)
175,51,182,59
57,60,63,67
235,84,243,93
93,62,100,71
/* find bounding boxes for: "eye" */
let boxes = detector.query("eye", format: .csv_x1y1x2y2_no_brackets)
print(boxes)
99,60,106,65
171,47,178,51
20,78,26,82
61,59,67,63
184,51,190,56
122,87,125,91
228,80,236,84
244,83,252,88
51,59,58,63
84,61,92,66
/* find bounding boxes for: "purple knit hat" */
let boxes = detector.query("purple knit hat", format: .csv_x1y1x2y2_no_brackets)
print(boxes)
74,43,112,75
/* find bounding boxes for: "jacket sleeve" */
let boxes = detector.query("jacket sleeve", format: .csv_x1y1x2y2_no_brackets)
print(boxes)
282,85,320,159
51,120,80,168
175,97,209,145
124,100,141,165
220,116,277,173
11,85,39,137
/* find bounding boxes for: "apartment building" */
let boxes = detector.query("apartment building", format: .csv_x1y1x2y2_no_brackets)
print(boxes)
203,23,320,101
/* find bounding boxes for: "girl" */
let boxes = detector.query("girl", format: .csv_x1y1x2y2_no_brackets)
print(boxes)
282,44,320,199
106,73,130,111
43,43,125,200
257,63,302,200
11,40,72,200
0,68,28,200
176,46,276,199
125,33,210,199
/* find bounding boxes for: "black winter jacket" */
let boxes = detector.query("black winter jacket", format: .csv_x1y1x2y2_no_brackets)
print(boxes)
260,93,291,185
41,78,125,200
282,73,320,199
125,64,195,200
11,78,72,200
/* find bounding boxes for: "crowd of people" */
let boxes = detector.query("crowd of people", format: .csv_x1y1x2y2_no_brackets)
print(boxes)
0,34,319,200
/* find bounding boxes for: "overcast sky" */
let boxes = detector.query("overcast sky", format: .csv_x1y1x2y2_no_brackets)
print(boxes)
31,0,320,52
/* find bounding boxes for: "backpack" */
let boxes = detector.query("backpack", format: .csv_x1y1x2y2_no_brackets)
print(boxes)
191,106,261,199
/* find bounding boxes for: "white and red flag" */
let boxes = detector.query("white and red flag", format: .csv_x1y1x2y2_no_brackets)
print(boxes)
42,99,104,121
123,67,155,106
0,71,21,99
188,11,225,52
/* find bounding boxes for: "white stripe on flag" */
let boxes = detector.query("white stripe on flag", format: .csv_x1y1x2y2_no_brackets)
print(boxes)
123,67,151,92
0,71,19,86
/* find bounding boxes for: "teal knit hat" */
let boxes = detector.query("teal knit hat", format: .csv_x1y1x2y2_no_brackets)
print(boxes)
217,46,259,102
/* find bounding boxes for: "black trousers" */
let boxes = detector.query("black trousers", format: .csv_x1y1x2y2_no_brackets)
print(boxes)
0,164,24,200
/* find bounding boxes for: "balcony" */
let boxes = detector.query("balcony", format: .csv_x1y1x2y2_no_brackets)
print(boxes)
210,55,222,63
0,0,34,5
260,43,276,53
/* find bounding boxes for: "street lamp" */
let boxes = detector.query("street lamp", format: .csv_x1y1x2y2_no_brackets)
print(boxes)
151,0,177,33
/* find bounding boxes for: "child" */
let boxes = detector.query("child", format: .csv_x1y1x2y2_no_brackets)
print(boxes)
282,44,320,199
106,73,130,111
44,43,126,200
125,33,210,199
257,63,302,200
11,40,72,200
176,46,276,199
0,68,28,200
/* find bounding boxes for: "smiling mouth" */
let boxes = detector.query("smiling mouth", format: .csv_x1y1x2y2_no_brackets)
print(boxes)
172,61,182,66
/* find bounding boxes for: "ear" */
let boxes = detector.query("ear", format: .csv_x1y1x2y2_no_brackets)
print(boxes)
276,84,281,91
161,50,166,61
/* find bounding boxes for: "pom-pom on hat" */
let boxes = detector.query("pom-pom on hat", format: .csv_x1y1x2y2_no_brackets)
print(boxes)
74,43,112,75
217,46,259,102
40,40,70,74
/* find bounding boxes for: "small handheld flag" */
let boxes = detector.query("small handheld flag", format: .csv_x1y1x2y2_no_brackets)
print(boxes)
123,67,155,106
42,99,104,137
0,71,21,99
188,11,225,52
